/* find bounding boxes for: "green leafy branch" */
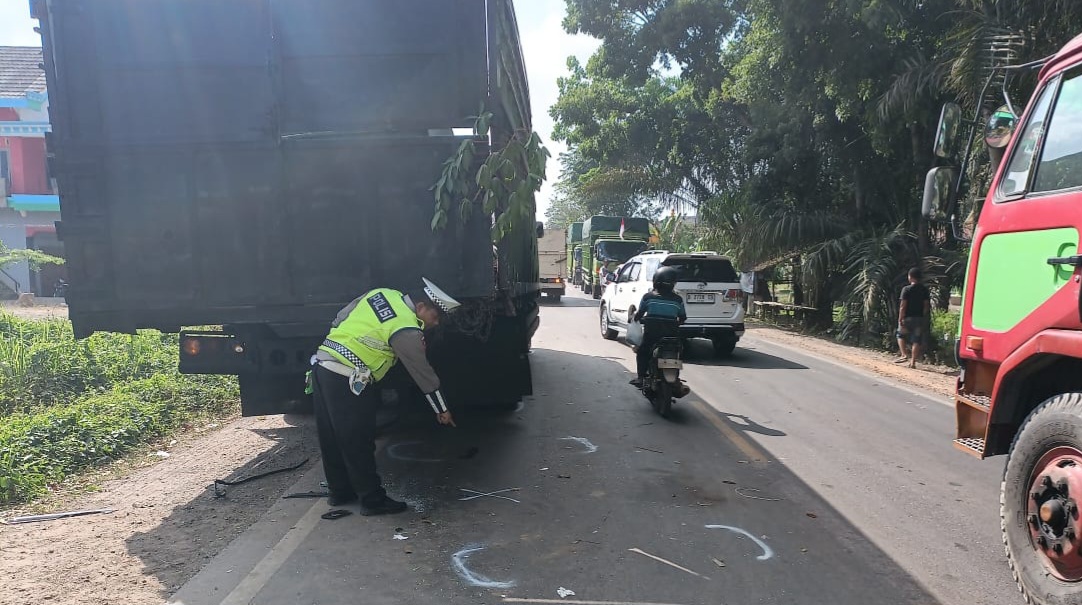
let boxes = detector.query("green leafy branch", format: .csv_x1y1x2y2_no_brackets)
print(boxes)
0,243,64,271
431,111,550,242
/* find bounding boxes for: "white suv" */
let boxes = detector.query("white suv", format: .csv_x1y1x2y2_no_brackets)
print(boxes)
599,251,746,355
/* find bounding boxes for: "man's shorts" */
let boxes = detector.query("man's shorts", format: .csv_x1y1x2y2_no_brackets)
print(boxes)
898,317,925,345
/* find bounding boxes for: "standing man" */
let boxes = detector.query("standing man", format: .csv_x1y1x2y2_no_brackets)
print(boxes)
896,267,931,369
309,278,460,515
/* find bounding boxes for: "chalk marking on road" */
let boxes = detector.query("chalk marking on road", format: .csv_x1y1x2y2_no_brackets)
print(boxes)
503,599,689,605
559,436,599,453
459,487,521,503
215,499,325,605
705,524,774,561
734,487,783,502
452,546,517,589
689,399,770,462
386,441,445,463
627,548,709,580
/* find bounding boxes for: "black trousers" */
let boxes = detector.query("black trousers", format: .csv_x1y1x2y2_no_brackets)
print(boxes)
636,321,680,378
310,365,386,505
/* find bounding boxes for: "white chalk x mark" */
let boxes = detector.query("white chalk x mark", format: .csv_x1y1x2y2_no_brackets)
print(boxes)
559,436,598,453
459,488,521,503
705,524,774,561
452,546,517,589
557,587,576,598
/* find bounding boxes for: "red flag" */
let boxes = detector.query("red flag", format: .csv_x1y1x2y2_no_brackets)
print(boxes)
619,219,625,240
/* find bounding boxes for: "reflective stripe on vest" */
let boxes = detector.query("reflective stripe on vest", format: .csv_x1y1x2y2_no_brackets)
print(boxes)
318,288,423,381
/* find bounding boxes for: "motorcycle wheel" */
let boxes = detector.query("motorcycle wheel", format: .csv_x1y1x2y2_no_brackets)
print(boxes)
655,381,673,418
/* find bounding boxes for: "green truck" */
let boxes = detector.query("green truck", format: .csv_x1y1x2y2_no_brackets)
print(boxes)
566,222,584,287
581,216,651,299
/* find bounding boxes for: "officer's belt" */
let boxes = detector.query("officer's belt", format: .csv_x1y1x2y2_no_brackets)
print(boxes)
320,340,371,376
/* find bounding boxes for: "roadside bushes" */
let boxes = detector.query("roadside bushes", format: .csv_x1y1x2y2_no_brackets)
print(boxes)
927,309,961,366
0,312,238,504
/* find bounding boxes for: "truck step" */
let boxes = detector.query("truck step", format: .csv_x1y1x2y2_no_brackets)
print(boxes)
953,437,985,458
957,393,991,410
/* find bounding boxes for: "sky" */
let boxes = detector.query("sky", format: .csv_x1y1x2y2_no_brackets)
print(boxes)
0,0,599,219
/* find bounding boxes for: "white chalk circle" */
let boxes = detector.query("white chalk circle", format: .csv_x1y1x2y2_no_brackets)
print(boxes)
452,546,517,589
386,441,444,463
558,436,598,453
705,524,774,561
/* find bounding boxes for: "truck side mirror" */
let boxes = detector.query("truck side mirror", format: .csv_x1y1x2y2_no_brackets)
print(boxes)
536,222,544,238
984,105,1018,172
933,103,963,160
922,166,958,221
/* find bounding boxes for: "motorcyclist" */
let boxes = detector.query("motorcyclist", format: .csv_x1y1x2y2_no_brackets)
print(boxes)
629,266,686,388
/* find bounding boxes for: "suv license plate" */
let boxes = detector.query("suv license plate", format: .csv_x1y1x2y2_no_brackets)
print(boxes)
686,293,715,304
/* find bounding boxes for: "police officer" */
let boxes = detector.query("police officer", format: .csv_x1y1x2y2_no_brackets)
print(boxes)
310,277,460,516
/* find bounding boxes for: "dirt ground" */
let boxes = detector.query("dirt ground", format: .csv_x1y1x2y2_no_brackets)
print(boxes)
0,319,957,605
1,299,70,320
0,415,319,605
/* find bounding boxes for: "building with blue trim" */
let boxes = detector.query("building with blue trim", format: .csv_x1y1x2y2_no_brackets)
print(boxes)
1,45,63,298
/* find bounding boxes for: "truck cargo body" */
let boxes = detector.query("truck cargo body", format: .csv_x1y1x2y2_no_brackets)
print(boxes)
581,216,650,299
566,221,583,286
537,227,566,300
35,0,540,415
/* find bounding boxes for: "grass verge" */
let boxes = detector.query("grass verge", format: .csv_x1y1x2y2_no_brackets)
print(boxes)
0,312,239,505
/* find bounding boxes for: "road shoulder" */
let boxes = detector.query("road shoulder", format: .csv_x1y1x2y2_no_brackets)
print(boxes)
744,323,957,399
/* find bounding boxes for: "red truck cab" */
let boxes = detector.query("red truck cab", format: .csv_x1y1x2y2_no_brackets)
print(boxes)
926,33,1082,603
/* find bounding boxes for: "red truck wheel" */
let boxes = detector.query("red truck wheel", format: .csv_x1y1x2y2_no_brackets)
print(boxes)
1002,392,1082,604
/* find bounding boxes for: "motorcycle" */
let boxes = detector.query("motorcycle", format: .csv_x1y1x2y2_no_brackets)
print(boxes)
640,334,688,418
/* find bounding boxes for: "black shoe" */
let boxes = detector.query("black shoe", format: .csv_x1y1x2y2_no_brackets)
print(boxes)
629,378,644,388
327,493,358,507
360,495,409,516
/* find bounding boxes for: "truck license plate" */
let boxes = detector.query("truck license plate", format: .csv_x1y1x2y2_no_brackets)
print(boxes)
686,293,715,304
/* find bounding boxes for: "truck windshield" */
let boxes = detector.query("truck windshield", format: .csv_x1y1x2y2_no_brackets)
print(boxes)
662,258,739,283
596,241,648,262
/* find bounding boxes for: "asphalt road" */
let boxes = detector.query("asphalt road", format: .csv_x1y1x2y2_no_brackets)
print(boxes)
169,291,1017,605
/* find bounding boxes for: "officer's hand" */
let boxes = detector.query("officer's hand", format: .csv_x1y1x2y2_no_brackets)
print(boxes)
437,411,457,427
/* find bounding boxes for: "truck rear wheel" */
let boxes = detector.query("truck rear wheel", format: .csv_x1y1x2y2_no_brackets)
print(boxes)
1002,392,1082,604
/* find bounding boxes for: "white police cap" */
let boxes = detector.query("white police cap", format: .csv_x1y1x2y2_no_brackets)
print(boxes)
422,277,461,313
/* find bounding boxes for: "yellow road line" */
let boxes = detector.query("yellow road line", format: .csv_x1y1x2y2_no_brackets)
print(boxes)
689,399,770,462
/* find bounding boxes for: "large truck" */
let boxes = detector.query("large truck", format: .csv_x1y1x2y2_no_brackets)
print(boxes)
581,216,650,299
566,221,584,287
35,0,541,416
537,225,566,301
922,33,1082,604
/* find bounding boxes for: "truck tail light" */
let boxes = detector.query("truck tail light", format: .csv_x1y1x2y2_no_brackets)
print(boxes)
726,289,742,299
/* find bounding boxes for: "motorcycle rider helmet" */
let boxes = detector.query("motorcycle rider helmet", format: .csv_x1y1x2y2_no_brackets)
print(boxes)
653,266,678,294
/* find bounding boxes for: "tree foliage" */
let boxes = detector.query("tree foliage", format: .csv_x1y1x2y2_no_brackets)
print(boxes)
551,0,1082,342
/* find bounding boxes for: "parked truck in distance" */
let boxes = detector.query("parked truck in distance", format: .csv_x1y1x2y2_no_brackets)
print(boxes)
922,32,1082,604
537,224,566,301
581,216,650,299
567,221,584,288
35,0,541,416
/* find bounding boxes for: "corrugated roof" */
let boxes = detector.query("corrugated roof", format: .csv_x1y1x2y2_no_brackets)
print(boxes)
0,46,46,100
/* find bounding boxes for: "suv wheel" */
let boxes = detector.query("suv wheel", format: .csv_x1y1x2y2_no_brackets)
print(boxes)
712,336,737,357
600,305,617,340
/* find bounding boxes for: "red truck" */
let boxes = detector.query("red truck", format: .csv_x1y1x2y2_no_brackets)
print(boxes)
925,33,1082,603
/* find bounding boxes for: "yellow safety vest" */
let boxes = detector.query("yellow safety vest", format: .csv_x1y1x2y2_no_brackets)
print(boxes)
318,288,424,382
